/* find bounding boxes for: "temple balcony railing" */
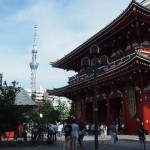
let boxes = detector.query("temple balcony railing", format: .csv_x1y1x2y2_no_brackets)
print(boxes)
68,41,150,85
68,52,136,85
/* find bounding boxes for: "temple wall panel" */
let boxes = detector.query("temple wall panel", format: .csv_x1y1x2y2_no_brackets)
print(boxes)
72,86,150,134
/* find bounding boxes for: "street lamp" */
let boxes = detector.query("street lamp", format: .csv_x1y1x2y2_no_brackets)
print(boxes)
81,45,109,149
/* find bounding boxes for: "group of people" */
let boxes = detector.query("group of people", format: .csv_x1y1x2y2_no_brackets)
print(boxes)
47,119,86,149
99,121,147,150
47,121,58,143
97,122,118,146
47,120,123,148
84,121,125,136
20,119,147,150
63,119,86,150
21,121,64,144
20,121,45,144
108,122,118,146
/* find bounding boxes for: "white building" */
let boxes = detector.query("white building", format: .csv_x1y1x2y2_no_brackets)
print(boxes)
47,95,71,108
26,85,45,106
26,85,71,107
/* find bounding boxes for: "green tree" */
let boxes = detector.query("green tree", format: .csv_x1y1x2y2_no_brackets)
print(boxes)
26,110,39,124
40,101,59,125
69,101,74,117
0,81,25,140
57,100,70,122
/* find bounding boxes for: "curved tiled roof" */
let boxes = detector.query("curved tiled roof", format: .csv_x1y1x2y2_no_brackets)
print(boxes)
15,88,36,106
51,0,150,71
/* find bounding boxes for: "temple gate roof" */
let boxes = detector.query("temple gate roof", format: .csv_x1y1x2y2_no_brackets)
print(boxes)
51,0,150,72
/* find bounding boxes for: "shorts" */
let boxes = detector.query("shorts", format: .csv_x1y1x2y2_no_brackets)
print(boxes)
65,136,71,142
72,136,78,144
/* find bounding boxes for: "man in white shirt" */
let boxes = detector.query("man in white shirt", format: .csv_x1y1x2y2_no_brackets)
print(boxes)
57,122,63,139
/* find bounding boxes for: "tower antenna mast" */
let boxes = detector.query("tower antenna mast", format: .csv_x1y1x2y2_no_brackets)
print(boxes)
29,25,39,96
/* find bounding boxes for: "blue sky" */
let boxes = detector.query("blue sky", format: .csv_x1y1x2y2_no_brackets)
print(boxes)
0,0,141,90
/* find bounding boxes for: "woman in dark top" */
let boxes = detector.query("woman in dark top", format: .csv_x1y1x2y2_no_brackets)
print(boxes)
63,120,72,150
78,122,86,149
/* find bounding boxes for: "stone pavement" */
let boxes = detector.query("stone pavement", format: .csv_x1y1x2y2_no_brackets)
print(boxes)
0,135,150,150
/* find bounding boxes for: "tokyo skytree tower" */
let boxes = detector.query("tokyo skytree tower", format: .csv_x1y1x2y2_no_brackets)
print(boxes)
29,25,39,94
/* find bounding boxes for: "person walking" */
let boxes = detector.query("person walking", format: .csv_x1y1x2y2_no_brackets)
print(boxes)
47,123,53,142
57,122,63,139
103,123,107,136
138,124,147,150
99,123,105,145
22,123,27,141
84,122,89,136
52,121,58,142
37,123,44,144
78,122,86,149
63,119,72,150
32,123,38,144
47,122,58,143
120,122,125,134
71,119,79,150
109,122,117,146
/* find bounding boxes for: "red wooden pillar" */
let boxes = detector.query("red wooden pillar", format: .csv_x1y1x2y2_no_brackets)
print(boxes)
106,96,111,125
121,92,127,125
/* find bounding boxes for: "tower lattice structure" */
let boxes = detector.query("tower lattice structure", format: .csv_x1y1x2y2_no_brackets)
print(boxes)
29,25,39,94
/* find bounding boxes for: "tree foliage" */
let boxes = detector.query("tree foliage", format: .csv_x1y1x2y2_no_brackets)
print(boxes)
0,81,25,139
56,100,70,121
39,100,71,125
57,101,70,114
40,101,59,124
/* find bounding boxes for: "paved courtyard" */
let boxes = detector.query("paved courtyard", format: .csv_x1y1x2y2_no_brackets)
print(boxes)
0,135,150,150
